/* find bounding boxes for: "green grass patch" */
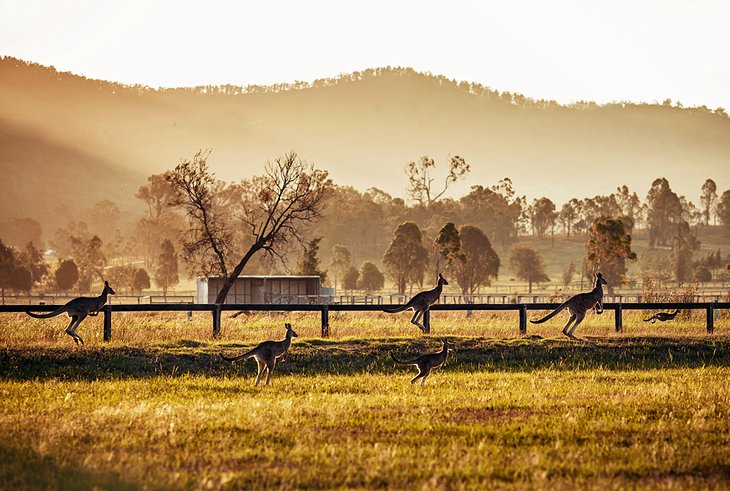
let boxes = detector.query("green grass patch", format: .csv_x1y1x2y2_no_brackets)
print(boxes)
2,336,730,489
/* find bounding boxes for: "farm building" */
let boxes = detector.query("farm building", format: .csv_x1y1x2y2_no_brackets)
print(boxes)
196,275,326,304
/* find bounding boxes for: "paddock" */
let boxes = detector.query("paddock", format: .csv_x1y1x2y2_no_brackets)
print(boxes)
3,301,728,341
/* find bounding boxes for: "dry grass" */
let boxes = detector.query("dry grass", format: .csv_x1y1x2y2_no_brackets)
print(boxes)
1,308,722,348
2,307,730,489
1,343,729,490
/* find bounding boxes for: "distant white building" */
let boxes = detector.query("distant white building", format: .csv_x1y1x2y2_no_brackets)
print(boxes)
196,275,328,304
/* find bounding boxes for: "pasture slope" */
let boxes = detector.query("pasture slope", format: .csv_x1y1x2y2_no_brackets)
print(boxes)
1,335,730,489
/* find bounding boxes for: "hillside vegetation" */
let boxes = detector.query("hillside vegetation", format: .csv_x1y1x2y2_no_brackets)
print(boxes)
2,56,729,237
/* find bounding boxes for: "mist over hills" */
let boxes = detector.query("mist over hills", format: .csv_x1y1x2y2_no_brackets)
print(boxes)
1,56,729,242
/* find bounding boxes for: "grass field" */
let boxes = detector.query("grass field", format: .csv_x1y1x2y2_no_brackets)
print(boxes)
2,313,730,490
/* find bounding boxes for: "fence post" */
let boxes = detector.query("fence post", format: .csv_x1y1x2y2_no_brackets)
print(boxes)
103,305,112,342
707,305,715,334
519,305,527,335
212,304,222,338
423,310,431,334
321,305,329,338
615,304,623,333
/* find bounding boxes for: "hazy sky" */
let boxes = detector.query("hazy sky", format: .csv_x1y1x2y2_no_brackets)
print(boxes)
2,0,730,109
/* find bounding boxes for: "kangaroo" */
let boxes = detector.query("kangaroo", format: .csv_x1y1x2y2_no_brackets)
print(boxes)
390,338,451,386
644,309,680,323
381,273,448,333
26,281,115,345
530,272,608,340
220,323,298,386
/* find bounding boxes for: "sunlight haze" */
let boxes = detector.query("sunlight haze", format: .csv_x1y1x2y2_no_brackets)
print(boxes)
2,0,730,240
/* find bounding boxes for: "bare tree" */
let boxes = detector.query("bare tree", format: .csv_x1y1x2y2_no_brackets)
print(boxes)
166,149,234,279
167,150,331,304
137,174,178,220
405,155,470,206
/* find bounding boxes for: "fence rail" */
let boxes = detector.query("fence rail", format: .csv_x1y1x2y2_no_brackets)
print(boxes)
5,290,729,307
3,301,729,341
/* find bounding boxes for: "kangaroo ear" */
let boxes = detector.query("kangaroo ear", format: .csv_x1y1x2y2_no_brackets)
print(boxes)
285,323,291,329
104,281,109,286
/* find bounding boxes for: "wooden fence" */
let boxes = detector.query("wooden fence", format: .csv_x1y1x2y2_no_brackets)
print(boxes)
2,301,728,341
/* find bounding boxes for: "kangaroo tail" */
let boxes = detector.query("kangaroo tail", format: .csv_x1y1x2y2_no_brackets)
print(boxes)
220,348,256,362
26,306,66,319
643,316,654,322
390,352,416,365
381,302,412,314
529,302,569,324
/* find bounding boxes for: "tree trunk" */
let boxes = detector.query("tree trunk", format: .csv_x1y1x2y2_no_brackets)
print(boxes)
528,280,533,294
398,278,406,296
214,244,263,304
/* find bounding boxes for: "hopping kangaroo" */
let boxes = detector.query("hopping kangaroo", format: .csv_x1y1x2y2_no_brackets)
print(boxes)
381,273,448,333
26,281,115,345
644,309,681,323
221,323,298,386
390,339,451,386
530,272,608,339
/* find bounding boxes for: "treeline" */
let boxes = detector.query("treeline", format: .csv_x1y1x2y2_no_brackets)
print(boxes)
3,56,728,117
2,149,730,298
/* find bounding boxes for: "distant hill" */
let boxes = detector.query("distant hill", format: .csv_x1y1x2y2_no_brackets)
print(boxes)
0,117,145,235
1,56,729,241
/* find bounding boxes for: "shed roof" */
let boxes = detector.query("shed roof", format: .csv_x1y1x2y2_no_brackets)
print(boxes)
200,275,321,280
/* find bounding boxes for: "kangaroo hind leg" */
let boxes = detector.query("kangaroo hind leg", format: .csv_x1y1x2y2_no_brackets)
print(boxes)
567,311,586,339
264,358,277,386
69,313,88,345
254,358,266,386
65,316,83,345
410,310,426,333
562,313,576,338
410,366,425,384
419,369,431,386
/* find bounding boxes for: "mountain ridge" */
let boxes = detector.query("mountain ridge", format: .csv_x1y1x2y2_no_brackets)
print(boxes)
1,56,729,242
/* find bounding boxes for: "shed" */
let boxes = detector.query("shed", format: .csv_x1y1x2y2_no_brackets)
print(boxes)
196,275,322,304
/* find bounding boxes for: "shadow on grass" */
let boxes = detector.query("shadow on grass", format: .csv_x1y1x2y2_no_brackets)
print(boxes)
0,442,149,491
1,336,729,381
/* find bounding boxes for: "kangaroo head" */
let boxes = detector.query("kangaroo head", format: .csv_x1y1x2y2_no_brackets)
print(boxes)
104,281,116,295
438,273,449,286
595,273,607,286
285,322,299,338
